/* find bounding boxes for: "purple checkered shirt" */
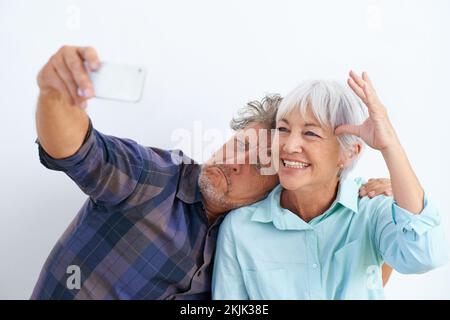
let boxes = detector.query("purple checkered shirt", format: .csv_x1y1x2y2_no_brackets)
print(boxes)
31,119,222,300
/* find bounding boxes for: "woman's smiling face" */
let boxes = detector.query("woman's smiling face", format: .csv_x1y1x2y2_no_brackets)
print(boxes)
274,108,344,192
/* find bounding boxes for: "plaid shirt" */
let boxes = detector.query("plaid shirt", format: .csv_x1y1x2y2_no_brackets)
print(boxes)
31,119,222,300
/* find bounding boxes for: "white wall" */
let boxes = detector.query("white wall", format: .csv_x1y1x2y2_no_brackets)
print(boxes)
1,0,449,299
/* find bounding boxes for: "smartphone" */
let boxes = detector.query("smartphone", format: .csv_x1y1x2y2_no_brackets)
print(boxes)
89,62,146,103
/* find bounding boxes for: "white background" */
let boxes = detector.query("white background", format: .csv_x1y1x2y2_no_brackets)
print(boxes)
1,0,449,299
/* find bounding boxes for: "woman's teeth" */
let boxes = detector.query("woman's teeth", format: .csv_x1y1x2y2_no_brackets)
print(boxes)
283,160,310,169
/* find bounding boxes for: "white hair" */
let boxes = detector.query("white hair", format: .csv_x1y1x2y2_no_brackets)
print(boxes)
276,80,367,178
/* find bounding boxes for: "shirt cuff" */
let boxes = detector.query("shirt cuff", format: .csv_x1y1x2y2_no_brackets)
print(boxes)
392,192,441,236
35,118,95,171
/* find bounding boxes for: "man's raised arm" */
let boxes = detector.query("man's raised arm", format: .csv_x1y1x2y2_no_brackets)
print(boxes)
35,45,99,159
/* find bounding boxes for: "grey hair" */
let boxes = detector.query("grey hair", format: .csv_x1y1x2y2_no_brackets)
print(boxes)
276,80,367,178
230,94,283,130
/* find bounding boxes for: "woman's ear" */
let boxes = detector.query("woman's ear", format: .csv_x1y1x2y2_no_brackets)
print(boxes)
341,143,362,167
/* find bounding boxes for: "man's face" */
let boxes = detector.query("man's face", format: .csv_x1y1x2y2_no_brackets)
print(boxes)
199,122,279,211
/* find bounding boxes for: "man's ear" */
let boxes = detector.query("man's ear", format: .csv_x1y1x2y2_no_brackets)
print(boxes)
341,143,362,167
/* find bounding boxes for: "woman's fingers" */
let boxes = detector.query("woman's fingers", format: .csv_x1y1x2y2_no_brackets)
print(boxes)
349,70,366,90
348,70,372,107
362,72,373,86
348,77,366,102
362,72,377,94
349,70,383,114
334,124,361,137
361,72,383,108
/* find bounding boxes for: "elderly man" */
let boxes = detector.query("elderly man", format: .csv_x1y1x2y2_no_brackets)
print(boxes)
31,46,392,299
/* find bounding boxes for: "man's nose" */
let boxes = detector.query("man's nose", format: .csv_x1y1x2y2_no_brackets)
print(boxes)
227,163,241,175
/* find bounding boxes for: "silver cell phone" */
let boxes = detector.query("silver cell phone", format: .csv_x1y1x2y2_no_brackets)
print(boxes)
90,62,146,103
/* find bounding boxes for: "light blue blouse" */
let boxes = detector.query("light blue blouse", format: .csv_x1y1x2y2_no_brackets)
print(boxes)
212,178,449,300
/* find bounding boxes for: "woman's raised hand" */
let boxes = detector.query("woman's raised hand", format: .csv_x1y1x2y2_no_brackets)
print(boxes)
335,71,399,151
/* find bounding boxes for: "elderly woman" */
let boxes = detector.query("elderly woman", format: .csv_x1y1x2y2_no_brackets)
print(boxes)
212,71,449,299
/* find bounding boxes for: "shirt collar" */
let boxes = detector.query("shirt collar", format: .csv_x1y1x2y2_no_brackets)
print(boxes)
251,185,313,231
334,177,359,214
251,178,360,230
176,162,203,204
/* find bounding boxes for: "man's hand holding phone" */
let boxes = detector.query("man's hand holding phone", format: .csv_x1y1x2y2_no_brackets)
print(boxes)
36,45,147,159
38,46,100,109
38,45,146,108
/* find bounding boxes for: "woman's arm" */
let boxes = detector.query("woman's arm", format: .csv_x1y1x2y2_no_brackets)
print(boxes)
336,71,423,213
368,193,448,273
337,71,448,273
381,141,423,213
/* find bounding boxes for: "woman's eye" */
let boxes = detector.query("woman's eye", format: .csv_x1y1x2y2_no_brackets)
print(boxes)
305,131,320,138
277,127,288,132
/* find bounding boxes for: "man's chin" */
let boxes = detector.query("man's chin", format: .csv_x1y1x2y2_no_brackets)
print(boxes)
198,168,233,209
